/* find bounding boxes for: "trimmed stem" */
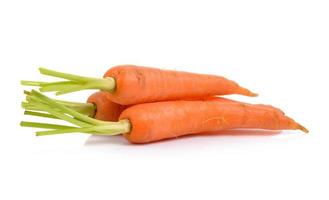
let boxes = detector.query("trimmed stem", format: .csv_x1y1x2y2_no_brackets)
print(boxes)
23,97,90,127
54,100,95,117
21,90,131,136
31,90,101,125
36,121,130,136
21,81,47,86
24,110,59,119
21,67,116,96
20,121,76,129
23,93,96,118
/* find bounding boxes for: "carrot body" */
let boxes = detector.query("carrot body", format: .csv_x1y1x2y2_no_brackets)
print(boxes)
87,91,127,121
119,99,306,143
103,65,257,105
87,92,283,122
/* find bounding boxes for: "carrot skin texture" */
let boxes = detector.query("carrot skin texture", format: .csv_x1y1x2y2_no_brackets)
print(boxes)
205,97,285,114
87,92,126,121
103,65,257,105
87,92,284,124
86,93,225,121
119,99,306,144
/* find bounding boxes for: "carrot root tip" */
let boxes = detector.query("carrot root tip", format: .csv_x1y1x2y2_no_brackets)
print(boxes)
297,123,309,133
249,92,258,97
238,87,258,97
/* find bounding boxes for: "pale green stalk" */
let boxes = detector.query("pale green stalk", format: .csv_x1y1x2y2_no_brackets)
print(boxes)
20,90,131,136
21,67,115,95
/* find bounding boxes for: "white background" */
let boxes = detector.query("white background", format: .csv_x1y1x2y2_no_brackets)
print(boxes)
0,0,328,199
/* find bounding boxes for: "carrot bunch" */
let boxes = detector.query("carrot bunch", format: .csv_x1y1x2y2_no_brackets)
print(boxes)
21,65,308,143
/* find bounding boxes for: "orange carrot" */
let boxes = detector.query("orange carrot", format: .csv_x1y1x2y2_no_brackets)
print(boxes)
21,65,257,105
119,99,308,143
104,65,257,105
21,91,307,144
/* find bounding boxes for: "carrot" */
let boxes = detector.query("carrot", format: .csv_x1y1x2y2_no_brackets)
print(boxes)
21,65,257,105
119,99,307,143
20,90,308,144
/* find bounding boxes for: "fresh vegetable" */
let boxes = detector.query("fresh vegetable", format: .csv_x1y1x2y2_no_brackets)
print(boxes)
21,90,308,144
21,65,257,105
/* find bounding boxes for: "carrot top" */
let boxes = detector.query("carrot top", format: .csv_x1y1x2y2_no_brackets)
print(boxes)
21,68,116,95
22,91,96,118
21,90,130,136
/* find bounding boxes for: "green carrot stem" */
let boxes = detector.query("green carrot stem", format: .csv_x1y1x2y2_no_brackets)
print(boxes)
50,78,115,95
21,81,47,86
36,121,129,136
23,93,96,117
39,81,79,92
20,121,76,129
39,67,95,82
62,103,95,117
31,90,101,125
39,81,77,87
48,99,95,117
22,102,64,116
24,111,59,119
23,99,95,120
37,105,91,127
20,90,131,136
21,67,116,95
23,96,92,127
54,85,91,95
